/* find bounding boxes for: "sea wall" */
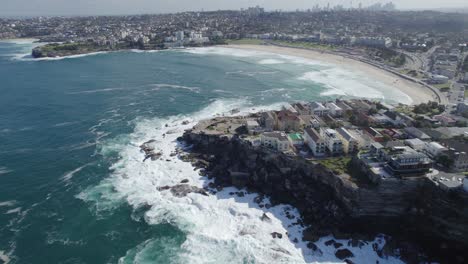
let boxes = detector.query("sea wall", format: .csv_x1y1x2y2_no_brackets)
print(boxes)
181,130,468,262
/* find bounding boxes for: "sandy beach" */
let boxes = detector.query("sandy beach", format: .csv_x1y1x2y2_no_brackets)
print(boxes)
227,44,438,105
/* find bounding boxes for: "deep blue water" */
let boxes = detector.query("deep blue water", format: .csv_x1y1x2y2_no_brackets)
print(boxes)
0,41,407,264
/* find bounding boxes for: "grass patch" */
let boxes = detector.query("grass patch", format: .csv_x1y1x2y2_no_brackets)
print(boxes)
271,40,336,51
433,83,451,90
317,157,352,175
225,39,265,45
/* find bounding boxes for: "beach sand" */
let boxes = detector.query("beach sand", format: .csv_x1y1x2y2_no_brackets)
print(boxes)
227,44,437,105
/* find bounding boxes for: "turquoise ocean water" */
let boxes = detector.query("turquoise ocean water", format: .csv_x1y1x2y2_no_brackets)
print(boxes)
0,40,407,264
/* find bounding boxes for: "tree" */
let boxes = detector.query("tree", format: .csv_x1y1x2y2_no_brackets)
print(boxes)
437,155,454,168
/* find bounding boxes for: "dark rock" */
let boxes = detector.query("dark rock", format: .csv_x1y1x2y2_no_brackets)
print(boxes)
156,184,209,197
180,179,189,184
271,232,283,239
335,249,354,260
261,213,271,222
307,242,323,256
344,259,355,264
334,242,343,249
157,186,171,191
325,239,336,246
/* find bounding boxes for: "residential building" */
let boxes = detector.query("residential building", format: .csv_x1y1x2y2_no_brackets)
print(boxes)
292,103,310,115
261,132,290,152
424,142,448,158
246,119,262,135
304,128,326,156
404,127,431,140
288,133,304,148
261,112,277,131
336,127,358,154
440,139,468,172
309,102,329,116
277,110,302,131
434,115,456,126
320,128,343,155
383,147,433,177
404,138,426,151
325,102,343,117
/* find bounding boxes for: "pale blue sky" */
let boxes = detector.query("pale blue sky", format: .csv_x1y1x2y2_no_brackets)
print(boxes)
1,0,466,16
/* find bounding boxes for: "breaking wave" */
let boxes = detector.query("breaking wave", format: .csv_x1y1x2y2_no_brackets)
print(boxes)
78,99,403,263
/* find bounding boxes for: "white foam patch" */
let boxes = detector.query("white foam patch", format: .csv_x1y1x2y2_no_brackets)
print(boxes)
0,167,13,175
258,59,285,65
299,69,412,104
5,207,21,215
80,99,403,263
0,250,10,264
148,83,201,93
0,200,16,207
61,163,92,183
182,47,270,58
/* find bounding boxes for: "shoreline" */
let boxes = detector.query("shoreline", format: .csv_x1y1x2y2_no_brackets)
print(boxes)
226,44,440,105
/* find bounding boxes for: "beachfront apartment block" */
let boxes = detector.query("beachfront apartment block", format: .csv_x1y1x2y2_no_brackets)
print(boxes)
324,102,343,117
336,127,358,154
261,132,290,152
304,128,326,156
309,102,329,117
320,128,343,155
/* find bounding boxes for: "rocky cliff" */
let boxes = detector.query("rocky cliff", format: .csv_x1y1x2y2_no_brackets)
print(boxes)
181,130,468,263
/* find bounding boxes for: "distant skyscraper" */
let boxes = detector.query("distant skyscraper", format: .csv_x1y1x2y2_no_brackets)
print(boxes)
359,2,362,9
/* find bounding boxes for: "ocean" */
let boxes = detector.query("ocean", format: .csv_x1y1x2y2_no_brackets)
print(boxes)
0,40,405,264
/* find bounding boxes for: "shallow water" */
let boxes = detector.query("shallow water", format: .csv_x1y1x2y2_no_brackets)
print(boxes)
0,40,405,263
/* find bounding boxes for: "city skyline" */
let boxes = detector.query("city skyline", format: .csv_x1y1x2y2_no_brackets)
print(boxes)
1,0,467,17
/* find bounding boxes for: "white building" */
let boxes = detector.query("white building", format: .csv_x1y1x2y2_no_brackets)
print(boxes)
405,138,426,151
246,120,262,135
261,132,290,152
424,142,448,158
325,102,343,117
309,102,329,117
320,128,343,155
304,128,326,156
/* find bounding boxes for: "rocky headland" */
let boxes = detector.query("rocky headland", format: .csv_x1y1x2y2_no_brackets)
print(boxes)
175,115,468,264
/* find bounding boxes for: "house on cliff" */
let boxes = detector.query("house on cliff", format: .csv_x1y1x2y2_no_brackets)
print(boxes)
304,128,326,156
276,110,303,131
336,127,358,154
261,132,290,152
320,128,344,155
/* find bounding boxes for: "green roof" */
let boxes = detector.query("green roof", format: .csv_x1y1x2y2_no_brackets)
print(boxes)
288,133,303,141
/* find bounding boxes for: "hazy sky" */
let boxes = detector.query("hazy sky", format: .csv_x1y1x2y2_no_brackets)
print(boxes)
1,0,466,16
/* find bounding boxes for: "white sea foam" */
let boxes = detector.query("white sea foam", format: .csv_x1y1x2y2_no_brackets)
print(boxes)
79,99,403,263
148,83,201,93
182,47,269,58
61,163,92,182
68,87,128,95
258,59,285,65
0,38,39,44
0,167,13,175
0,200,16,207
299,68,412,104
5,207,21,215
0,250,10,264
